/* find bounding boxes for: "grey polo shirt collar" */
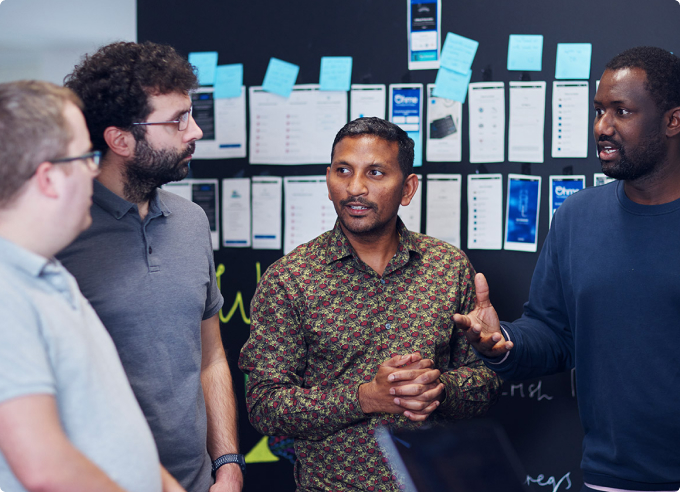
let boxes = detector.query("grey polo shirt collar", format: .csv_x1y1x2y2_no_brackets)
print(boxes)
92,180,171,221
0,236,78,309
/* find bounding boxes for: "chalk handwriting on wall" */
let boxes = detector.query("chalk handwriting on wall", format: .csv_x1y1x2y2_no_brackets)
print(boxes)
502,379,554,401
216,262,261,324
526,472,572,492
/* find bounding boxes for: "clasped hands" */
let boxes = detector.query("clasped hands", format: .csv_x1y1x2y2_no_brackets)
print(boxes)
358,353,444,422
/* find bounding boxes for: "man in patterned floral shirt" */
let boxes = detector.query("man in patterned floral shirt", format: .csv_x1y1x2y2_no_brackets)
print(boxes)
239,117,501,491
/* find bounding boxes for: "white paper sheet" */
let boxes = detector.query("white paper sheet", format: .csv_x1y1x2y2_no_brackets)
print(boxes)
407,0,442,70
504,174,541,252
508,81,546,163
252,176,282,250
398,174,422,233
191,87,247,159
426,84,462,163
221,178,251,248
249,85,348,165
552,81,589,158
425,174,462,247
350,84,386,120
283,176,336,254
468,82,505,163
162,179,220,250
467,174,503,250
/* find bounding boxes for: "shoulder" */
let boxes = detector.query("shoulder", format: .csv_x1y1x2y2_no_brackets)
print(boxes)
261,231,333,283
408,232,473,269
158,188,209,220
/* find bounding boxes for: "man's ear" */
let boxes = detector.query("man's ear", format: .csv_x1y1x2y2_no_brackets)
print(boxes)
400,173,419,207
666,107,680,138
103,126,135,158
326,166,332,201
33,162,61,199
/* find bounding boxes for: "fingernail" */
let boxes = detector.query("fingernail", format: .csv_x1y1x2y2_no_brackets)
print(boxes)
388,375,395,381
389,388,395,395
394,398,400,405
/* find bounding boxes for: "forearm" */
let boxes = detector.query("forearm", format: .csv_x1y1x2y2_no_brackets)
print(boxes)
483,318,574,381
202,358,239,457
0,395,129,492
14,441,128,492
246,376,367,440
437,357,502,418
202,358,244,490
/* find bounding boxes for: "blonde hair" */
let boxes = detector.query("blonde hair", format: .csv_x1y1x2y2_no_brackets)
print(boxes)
0,80,83,206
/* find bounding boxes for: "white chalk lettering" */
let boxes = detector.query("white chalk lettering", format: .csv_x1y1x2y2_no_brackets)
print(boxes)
502,380,553,401
525,472,572,492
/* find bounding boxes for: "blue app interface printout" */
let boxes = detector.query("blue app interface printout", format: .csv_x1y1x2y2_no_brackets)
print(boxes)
507,179,539,244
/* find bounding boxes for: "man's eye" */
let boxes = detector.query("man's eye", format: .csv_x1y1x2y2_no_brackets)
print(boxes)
594,108,604,116
369,170,384,176
337,167,350,174
617,108,630,115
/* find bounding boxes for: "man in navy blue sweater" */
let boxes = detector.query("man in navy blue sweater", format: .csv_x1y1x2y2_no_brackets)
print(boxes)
454,47,680,492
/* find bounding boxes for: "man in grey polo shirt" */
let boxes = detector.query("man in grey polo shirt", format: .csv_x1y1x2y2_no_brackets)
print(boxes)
57,42,243,492
0,81,184,492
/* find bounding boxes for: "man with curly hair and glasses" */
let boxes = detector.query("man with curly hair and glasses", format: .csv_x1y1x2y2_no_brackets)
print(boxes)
58,42,243,492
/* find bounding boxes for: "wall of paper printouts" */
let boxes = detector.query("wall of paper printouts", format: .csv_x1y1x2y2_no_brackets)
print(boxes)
137,0,680,490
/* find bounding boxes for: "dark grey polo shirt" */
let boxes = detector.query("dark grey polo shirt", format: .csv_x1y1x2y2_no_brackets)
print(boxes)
58,180,224,492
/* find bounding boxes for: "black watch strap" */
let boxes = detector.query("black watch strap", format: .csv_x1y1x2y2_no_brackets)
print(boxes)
212,453,246,476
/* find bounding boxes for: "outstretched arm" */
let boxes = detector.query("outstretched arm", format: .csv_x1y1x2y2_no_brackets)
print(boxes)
453,273,514,358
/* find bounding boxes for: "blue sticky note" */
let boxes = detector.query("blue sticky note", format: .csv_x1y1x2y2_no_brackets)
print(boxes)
555,43,592,79
214,64,243,99
440,32,479,74
188,51,219,86
262,57,299,98
319,56,353,91
507,35,543,71
432,67,472,103
408,132,423,167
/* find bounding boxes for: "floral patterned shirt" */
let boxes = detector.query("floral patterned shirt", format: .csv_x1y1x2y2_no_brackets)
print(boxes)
239,220,501,491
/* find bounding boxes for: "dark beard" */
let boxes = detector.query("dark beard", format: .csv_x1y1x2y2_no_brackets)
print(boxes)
123,138,195,203
600,131,666,182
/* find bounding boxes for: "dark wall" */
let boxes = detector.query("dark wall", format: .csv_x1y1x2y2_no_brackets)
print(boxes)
137,1,679,490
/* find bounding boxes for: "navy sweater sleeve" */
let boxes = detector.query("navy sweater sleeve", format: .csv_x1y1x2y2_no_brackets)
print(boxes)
481,213,575,381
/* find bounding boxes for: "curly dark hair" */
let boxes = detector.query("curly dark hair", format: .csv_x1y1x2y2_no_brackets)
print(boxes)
64,41,198,153
331,117,415,177
606,46,680,114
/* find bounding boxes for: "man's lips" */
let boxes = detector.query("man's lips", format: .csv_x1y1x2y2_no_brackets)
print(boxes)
342,200,374,215
597,140,621,160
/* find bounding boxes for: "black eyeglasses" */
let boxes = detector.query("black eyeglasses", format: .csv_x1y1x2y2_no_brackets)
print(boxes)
131,108,192,132
50,150,101,172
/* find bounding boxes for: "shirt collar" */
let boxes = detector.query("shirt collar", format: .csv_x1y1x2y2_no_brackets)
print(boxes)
0,236,78,307
323,218,420,268
0,235,50,278
92,180,171,220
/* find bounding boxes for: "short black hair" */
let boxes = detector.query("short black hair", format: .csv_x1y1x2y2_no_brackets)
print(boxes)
331,117,414,177
606,46,680,113
64,41,198,152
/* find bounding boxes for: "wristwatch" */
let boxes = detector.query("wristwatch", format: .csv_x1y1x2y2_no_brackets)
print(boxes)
212,453,246,476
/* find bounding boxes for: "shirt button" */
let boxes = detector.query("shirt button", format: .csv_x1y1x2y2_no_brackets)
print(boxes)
148,246,152,254
380,279,386,284
385,323,391,329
